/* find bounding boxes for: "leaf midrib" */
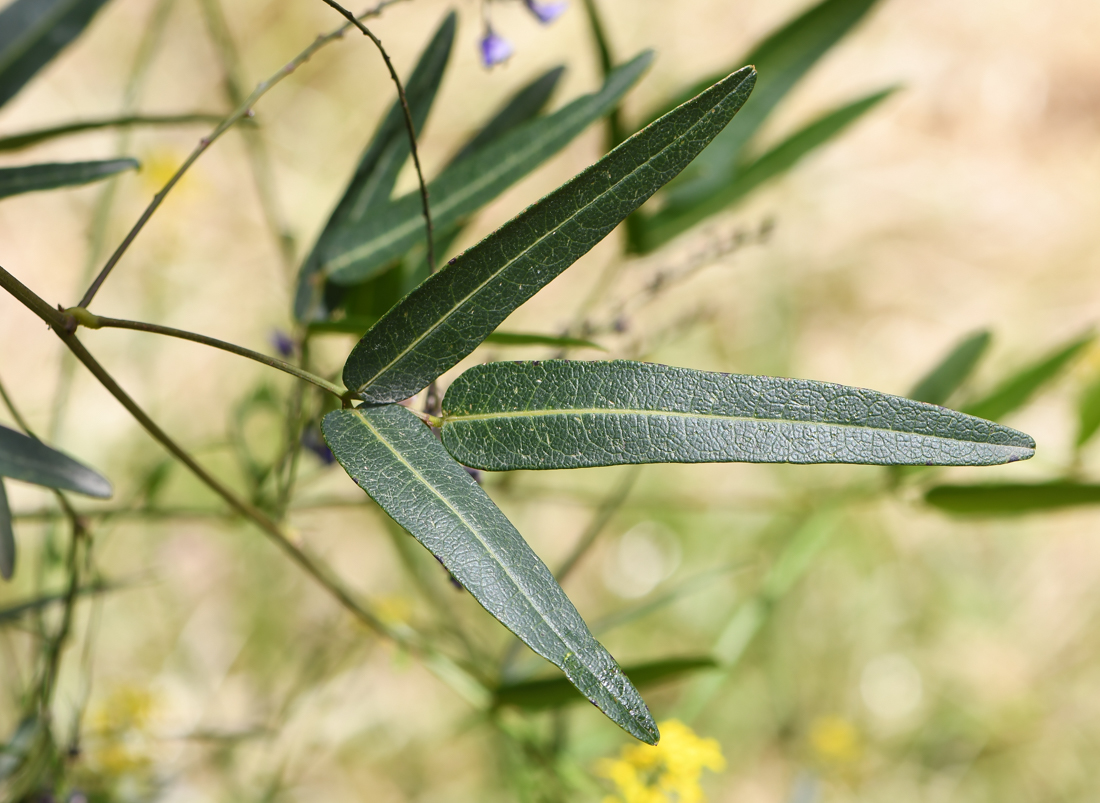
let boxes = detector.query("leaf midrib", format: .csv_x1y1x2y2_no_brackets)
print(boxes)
442,406,1032,449
353,72,753,396
353,410,620,699
326,82,617,275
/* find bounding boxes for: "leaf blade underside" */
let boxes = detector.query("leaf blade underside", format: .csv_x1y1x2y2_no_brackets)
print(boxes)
439,360,1036,471
321,404,658,744
343,65,757,403
0,158,138,199
0,424,112,497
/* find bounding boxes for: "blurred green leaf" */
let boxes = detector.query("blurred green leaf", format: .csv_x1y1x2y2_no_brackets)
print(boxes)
909,330,992,406
449,66,565,166
495,656,715,711
439,360,1036,471
342,65,756,403
321,53,656,288
650,0,881,208
0,717,38,781
294,11,456,321
925,482,1100,515
639,87,895,252
0,113,224,152
0,0,112,109
0,158,138,199
0,423,112,497
0,480,12,581
321,404,658,744
963,332,1093,422
1076,374,1100,448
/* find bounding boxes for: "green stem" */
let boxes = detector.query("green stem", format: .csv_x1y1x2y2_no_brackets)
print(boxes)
71,311,346,398
76,0,412,308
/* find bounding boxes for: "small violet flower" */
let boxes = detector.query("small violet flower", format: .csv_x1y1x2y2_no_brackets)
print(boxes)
524,0,567,24
270,328,294,358
301,425,335,465
480,27,514,67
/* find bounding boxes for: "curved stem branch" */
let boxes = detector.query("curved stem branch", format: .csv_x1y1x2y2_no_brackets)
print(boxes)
76,0,412,308
318,0,436,272
80,313,346,398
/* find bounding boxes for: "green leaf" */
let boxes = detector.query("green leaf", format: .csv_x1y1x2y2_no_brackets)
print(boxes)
343,65,757,403
321,52,656,288
0,158,138,199
649,0,881,208
0,113,224,152
0,424,112,497
925,482,1100,515
1076,374,1100,448
963,332,1093,422
0,480,13,581
909,330,992,406
495,656,715,711
639,87,895,252
321,404,658,743
449,66,566,166
294,11,457,321
309,315,602,350
439,360,1036,471
0,0,112,109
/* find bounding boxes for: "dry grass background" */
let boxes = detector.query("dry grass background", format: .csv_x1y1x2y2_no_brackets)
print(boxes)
2,0,1100,800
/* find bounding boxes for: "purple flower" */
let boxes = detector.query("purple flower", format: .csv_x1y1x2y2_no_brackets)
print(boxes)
480,27,514,67
301,425,335,465
270,329,294,358
525,0,567,23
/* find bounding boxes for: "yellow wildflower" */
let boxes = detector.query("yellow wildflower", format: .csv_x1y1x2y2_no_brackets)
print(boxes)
597,719,725,803
809,716,861,767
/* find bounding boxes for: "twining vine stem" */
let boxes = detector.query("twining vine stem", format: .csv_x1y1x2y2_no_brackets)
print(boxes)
75,0,412,309
318,0,436,272
65,309,347,399
0,264,485,703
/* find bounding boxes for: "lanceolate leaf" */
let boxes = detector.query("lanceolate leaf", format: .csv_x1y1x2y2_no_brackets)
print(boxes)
0,424,112,497
0,480,13,580
440,360,1036,471
963,332,1093,422
294,11,457,321
0,158,138,199
0,0,112,109
321,404,658,743
909,330,992,406
321,53,656,287
640,87,895,252
1076,374,1100,448
925,482,1100,515
495,656,715,711
343,65,757,403
651,0,880,208
449,66,566,166
0,113,224,152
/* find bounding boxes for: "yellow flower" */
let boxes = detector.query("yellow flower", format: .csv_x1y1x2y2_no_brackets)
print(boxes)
597,719,725,803
809,716,861,766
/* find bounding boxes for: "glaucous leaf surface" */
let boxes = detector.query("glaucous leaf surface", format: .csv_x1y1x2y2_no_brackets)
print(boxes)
294,11,456,321
650,0,880,208
909,330,992,406
321,53,655,287
0,480,13,580
0,424,112,497
0,0,112,109
321,404,658,743
640,87,894,251
964,332,1093,422
925,482,1100,514
0,158,137,199
440,360,1036,471
1076,374,1100,448
495,656,715,710
343,65,757,403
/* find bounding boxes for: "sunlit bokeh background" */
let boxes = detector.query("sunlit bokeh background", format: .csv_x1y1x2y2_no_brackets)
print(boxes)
2,0,1100,799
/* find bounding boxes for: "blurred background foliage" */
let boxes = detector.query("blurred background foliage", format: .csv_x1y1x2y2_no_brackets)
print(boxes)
2,0,1100,800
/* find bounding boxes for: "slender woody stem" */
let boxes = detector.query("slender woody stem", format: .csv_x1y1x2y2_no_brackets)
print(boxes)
73,311,346,398
318,0,436,272
76,0,411,308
